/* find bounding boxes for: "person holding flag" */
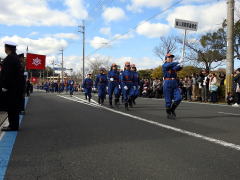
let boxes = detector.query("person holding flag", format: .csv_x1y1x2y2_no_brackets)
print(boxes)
162,53,183,119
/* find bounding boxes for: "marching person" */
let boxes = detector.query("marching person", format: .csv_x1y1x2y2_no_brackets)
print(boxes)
130,64,140,105
82,73,94,102
162,53,183,119
1,41,22,131
95,67,108,105
121,62,133,110
68,79,75,96
108,63,120,108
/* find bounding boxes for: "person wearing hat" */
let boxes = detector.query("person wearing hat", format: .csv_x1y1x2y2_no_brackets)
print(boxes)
162,53,183,119
82,73,94,102
95,67,108,105
1,41,22,131
130,64,140,105
108,63,120,108
121,61,134,110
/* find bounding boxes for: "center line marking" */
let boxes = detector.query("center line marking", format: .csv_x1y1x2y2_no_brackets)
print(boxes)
59,95,240,152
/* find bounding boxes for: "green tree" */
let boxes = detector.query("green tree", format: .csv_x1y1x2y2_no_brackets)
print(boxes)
151,66,163,79
178,66,201,78
138,69,153,79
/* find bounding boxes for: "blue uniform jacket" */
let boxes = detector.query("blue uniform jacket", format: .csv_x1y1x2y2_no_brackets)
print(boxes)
132,71,140,86
121,70,133,87
95,74,108,87
108,70,120,83
82,78,93,89
162,62,182,79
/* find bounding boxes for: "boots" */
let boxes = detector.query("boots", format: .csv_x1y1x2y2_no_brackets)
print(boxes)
98,97,101,105
171,103,179,119
125,102,129,111
132,97,136,105
88,97,91,103
101,98,104,105
128,98,133,108
166,107,172,119
109,99,113,108
114,99,119,108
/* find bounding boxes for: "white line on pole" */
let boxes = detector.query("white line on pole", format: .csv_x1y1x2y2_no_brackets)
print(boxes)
58,95,240,151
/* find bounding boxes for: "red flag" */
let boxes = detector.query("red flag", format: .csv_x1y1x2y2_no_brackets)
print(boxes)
26,53,46,70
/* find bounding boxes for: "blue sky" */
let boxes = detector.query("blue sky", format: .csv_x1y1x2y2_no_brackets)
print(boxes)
0,0,239,72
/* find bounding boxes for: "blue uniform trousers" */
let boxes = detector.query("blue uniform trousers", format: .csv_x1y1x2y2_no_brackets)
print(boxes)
163,80,181,108
108,82,120,100
122,83,132,103
98,85,107,99
84,88,92,98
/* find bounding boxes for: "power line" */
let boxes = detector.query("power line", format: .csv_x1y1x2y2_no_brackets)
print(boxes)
85,0,184,59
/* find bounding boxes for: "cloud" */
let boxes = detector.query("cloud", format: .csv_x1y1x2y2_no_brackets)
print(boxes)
52,33,80,40
102,7,126,23
64,0,88,19
0,35,68,57
115,56,161,70
90,36,110,49
100,27,111,35
0,0,87,26
167,1,226,33
29,32,39,36
136,21,170,38
127,0,173,12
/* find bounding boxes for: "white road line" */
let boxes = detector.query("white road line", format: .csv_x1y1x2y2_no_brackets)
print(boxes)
218,112,240,116
58,95,240,152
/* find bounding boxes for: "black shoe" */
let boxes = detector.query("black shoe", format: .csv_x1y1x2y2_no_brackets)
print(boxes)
171,103,179,119
166,108,172,119
125,103,129,111
114,99,119,108
132,99,136,105
88,98,91,103
1,126,19,131
128,99,133,108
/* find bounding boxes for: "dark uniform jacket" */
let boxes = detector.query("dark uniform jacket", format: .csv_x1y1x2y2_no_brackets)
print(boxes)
0,53,22,110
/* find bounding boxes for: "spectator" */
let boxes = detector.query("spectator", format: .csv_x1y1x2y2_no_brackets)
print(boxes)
227,92,234,105
209,73,218,103
232,68,240,107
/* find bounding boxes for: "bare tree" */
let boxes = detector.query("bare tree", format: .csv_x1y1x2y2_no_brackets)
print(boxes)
153,36,179,61
87,55,111,79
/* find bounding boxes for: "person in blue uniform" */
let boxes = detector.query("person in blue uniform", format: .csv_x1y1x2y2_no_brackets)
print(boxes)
108,63,120,108
130,64,140,105
162,53,183,119
121,62,133,110
82,73,93,102
68,79,75,96
95,68,108,105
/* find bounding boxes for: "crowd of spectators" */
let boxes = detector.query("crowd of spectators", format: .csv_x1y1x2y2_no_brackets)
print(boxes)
139,69,240,106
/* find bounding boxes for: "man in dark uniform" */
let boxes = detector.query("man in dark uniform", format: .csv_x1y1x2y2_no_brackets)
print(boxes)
1,41,22,131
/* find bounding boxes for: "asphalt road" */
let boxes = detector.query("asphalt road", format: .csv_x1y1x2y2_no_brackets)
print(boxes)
3,91,240,180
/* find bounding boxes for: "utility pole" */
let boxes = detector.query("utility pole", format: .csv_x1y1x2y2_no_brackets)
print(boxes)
59,49,64,83
78,20,85,81
225,0,235,98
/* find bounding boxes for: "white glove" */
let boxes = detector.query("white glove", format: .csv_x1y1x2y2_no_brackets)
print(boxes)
119,85,121,89
93,88,96,91
2,88,7,92
133,86,136,90
110,78,114,82
124,86,128,90
81,88,84,91
106,87,108,91
138,85,140,89
178,58,184,67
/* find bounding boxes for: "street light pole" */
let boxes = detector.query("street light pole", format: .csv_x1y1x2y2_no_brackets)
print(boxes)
59,49,64,83
225,0,235,98
78,20,85,81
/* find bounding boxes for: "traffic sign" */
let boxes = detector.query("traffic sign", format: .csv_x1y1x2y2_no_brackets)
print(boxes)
175,19,198,31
